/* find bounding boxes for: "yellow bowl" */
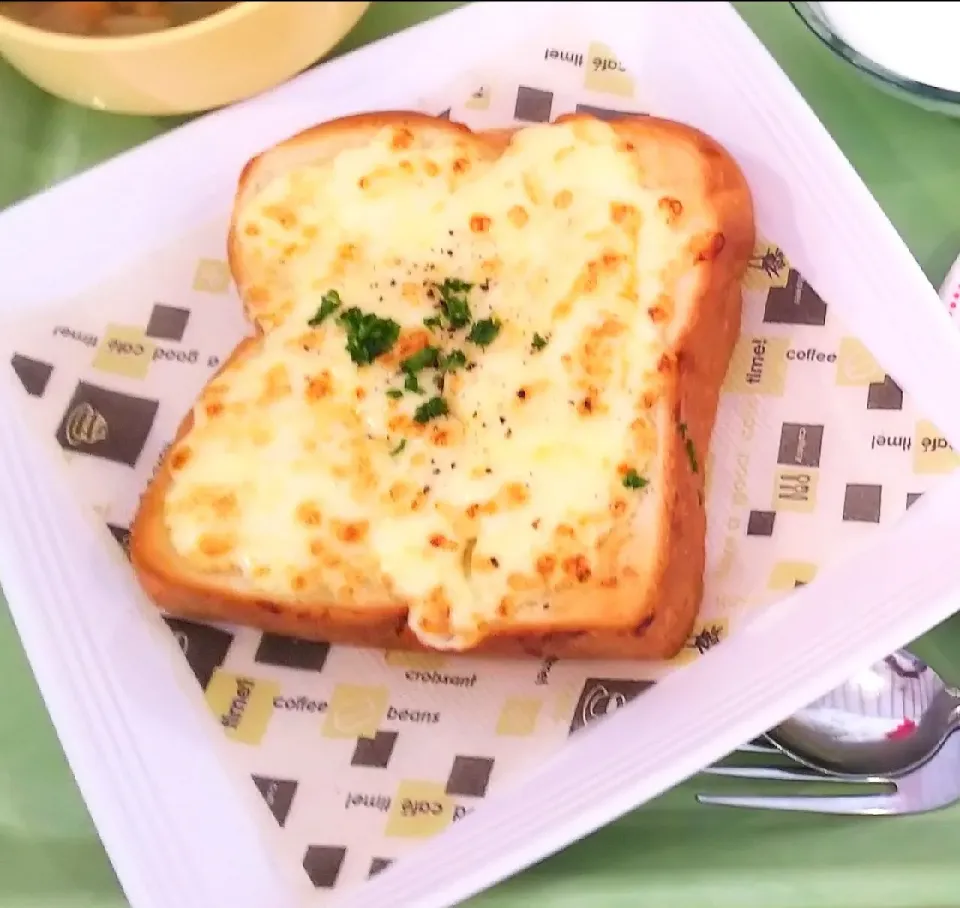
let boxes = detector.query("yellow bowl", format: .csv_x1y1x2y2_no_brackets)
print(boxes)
0,1,372,116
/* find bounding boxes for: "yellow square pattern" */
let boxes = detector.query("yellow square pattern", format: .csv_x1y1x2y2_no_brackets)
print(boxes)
192,258,231,294
464,85,491,110
385,780,454,839
723,335,789,396
322,684,389,739
772,466,819,514
496,697,542,737
205,670,278,746
92,324,155,380
743,239,791,291
383,650,447,671
913,420,960,475
584,42,634,96
671,617,731,666
551,683,582,723
835,337,886,387
768,561,818,591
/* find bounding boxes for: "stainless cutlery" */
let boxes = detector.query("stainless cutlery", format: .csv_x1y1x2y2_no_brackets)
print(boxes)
696,649,960,815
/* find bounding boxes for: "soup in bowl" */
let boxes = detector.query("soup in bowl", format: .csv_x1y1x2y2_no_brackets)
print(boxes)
0,2,238,37
0,1,372,115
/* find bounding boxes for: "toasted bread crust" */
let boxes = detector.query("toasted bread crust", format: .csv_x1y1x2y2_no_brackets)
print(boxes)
130,110,754,660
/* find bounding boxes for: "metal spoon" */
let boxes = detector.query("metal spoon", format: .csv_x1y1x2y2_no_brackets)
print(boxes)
765,648,960,779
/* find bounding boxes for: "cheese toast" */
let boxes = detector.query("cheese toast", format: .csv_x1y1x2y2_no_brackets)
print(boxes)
130,110,755,660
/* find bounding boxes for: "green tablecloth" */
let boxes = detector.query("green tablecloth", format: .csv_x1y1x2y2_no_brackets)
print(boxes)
5,3,960,906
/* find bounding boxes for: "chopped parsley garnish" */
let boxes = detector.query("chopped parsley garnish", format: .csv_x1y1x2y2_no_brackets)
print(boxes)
386,388,404,400
440,277,473,294
414,396,449,424
622,469,648,490
678,422,699,473
467,317,501,348
394,278,498,417
531,332,550,352
439,349,467,372
401,345,441,375
435,278,473,329
307,290,342,327
337,306,400,366
442,296,472,330
390,439,407,456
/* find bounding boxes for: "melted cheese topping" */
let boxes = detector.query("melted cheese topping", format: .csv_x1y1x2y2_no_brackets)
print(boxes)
163,119,712,650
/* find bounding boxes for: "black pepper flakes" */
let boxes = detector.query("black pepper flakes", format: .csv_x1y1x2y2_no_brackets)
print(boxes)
517,389,526,400
491,557,500,568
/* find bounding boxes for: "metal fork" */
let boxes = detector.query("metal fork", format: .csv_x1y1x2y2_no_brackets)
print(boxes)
695,733,960,815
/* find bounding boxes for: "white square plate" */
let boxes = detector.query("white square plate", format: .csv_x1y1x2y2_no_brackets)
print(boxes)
3,3,960,906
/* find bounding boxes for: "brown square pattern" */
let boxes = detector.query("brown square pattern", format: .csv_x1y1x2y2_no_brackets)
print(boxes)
746,510,776,537
369,858,393,878
146,304,190,342
763,269,827,327
843,483,882,523
866,375,904,411
11,354,53,397
351,731,398,769
254,634,330,672
163,617,235,690
106,524,131,558
514,86,554,122
54,381,159,467
445,755,495,798
777,423,823,469
303,845,347,889
569,677,655,734
575,103,640,121
252,775,298,827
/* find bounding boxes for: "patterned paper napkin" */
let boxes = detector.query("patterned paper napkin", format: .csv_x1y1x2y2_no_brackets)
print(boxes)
5,27,958,900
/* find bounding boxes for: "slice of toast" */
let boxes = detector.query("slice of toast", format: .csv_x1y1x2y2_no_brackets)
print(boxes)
130,110,755,660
